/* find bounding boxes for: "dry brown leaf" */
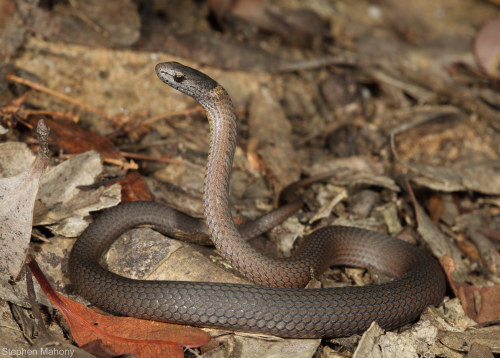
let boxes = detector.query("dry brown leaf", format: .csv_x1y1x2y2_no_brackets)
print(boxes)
28,257,211,358
481,228,500,242
438,327,500,355
428,195,444,224
455,232,483,265
27,117,123,163
119,171,152,202
440,255,500,324
248,88,300,192
0,119,49,278
474,18,500,80
391,110,500,195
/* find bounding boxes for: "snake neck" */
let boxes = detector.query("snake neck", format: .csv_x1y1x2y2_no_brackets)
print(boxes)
201,84,300,287
202,85,240,246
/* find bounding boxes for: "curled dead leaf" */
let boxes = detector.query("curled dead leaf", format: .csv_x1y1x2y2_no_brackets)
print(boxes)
440,255,500,324
0,119,49,278
28,257,211,358
474,18,500,80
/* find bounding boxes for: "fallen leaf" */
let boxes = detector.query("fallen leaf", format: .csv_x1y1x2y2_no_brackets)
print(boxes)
34,150,121,237
467,343,495,358
0,142,36,177
27,117,125,166
428,195,444,224
306,157,399,192
27,257,211,358
0,119,50,278
440,255,500,324
26,116,151,199
474,18,500,80
481,228,500,242
248,88,300,192
354,318,444,358
391,109,500,195
438,326,500,354
208,334,320,358
455,232,483,265
119,171,152,202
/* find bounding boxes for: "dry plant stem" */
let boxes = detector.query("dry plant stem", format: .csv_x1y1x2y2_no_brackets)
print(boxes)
23,110,80,123
405,178,421,224
120,151,199,167
6,74,108,118
25,265,52,339
272,54,359,73
369,68,436,103
141,107,204,127
102,157,138,171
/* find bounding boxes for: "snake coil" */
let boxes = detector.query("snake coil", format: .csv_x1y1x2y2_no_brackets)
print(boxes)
69,62,446,338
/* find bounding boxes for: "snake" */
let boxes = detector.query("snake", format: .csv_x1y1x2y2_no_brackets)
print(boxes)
68,62,446,338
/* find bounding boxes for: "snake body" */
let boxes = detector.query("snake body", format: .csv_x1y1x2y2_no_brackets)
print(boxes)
68,62,446,338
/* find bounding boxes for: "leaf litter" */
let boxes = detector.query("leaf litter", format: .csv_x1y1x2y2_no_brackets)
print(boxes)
0,119,49,279
1,1,500,357
27,257,210,358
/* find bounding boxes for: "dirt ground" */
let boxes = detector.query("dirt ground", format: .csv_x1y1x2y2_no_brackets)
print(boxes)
0,0,499,357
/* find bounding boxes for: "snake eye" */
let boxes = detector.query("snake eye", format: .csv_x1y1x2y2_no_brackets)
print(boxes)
173,74,185,83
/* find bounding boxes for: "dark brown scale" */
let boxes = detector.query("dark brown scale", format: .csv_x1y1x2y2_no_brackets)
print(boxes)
68,62,446,338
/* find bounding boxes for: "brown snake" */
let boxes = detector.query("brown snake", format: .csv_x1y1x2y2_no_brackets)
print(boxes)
68,62,446,338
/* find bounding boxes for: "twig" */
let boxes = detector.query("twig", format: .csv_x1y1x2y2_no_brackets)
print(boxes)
107,107,205,145
6,74,108,118
22,110,80,123
26,263,52,339
271,54,359,73
141,107,204,126
120,151,201,168
405,178,419,226
102,157,138,170
368,69,436,103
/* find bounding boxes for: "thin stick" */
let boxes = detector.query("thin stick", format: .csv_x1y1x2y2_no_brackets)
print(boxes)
120,151,201,168
6,74,108,118
141,107,204,126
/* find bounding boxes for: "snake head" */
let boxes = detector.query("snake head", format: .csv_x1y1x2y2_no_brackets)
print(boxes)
155,62,218,102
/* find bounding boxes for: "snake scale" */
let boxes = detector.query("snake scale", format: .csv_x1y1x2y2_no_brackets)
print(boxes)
68,62,446,338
